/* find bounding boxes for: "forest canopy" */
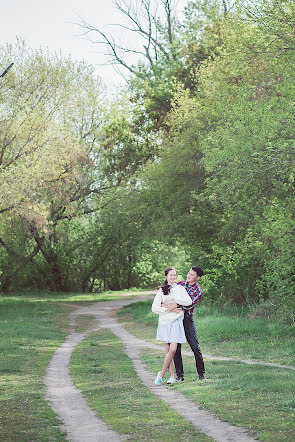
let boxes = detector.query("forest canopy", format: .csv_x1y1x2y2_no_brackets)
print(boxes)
0,1,294,322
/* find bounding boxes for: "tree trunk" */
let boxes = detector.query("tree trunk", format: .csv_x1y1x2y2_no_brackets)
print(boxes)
0,240,44,292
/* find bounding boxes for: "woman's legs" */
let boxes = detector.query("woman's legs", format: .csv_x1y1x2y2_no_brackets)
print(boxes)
164,343,174,377
159,342,177,378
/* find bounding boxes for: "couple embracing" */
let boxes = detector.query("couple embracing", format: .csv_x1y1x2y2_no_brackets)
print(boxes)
151,266,205,385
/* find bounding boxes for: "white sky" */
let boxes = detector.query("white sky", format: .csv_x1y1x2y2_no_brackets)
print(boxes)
0,0,125,89
0,0,187,91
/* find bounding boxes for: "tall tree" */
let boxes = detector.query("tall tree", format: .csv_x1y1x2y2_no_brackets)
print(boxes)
0,42,104,291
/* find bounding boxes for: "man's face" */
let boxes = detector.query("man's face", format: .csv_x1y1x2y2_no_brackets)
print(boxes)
187,268,199,285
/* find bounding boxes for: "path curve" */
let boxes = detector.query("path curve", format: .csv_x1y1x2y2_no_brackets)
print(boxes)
45,295,263,442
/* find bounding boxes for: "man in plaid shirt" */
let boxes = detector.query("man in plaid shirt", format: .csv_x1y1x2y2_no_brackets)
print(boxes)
162,266,205,381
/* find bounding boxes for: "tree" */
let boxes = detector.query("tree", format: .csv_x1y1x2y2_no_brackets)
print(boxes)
188,13,295,306
119,8,295,310
79,0,178,76
78,0,193,129
0,41,104,291
247,0,295,48
98,97,160,186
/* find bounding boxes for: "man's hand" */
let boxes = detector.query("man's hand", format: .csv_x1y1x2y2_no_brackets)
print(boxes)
162,302,179,312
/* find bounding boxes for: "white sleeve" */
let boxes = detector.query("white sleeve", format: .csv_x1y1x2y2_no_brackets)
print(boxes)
172,286,192,306
151,289,167,314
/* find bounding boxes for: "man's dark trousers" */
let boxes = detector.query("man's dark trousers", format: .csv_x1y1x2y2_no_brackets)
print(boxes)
174,312,205,378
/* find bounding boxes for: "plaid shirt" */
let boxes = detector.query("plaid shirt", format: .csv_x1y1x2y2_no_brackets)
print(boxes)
177,281,203,316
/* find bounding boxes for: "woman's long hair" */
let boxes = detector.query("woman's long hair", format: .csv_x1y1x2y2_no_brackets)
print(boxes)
160,266,175,296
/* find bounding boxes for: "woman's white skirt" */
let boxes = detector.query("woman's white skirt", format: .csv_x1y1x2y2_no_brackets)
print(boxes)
156,316,186,343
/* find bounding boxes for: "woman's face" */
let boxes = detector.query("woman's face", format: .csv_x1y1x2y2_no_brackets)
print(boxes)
166,269,177,285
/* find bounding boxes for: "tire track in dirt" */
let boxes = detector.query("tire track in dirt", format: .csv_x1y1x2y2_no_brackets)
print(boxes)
45,295,272,441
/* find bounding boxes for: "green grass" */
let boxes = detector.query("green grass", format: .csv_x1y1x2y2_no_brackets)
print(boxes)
0,290,147,440
1,290,294,440
142,349,295,441
116,300,295,365
70,328,211,441
75,314,98,332
0,297,72,440
1,288,151,304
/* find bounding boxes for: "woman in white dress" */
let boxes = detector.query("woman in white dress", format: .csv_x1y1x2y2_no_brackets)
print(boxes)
151,267,192,385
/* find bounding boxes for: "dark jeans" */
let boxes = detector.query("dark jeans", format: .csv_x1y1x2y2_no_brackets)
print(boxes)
174,313,205,377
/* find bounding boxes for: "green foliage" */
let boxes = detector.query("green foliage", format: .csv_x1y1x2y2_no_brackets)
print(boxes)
254,197,295,315
1,0,294,319
132,9,295,314
99,98,159,184
192,15,295,310
0,41,103,291
79,187,193,291
0,41,98,224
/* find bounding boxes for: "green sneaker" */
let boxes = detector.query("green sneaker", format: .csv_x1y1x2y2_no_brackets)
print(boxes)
154,371,163,385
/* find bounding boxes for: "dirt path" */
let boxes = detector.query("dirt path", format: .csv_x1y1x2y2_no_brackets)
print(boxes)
45,324,127,441
45,295,294,441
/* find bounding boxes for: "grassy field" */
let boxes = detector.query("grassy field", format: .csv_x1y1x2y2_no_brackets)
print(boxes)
114,299,295,440
142,350,294,441
71,328,210,441
116,300,295,365
0,296,71,440
70,327,294,441
0,290,145,440
0,290,294,440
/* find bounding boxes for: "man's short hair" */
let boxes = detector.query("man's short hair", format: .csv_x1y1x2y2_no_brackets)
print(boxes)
191,266,204,277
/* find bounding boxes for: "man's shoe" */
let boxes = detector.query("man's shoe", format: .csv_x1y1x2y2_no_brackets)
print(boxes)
175,375,184,382
154,371,163,385
199,374,206,380
167,376,176,384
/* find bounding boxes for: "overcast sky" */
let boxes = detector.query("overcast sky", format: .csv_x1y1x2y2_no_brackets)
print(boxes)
0,0,126,87
0,0,187,90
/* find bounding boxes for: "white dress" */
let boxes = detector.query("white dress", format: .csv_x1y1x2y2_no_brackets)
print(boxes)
151,284,192,344
156,315,186,343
